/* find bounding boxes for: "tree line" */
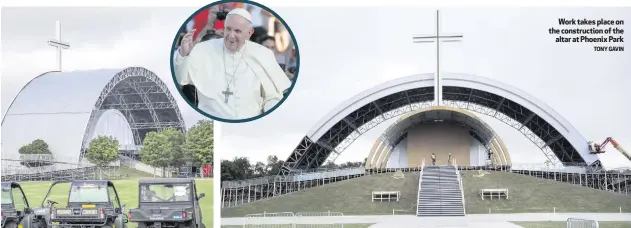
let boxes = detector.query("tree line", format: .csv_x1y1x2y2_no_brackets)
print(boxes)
18,139,52,155
19,119,214,175
221,156,365,182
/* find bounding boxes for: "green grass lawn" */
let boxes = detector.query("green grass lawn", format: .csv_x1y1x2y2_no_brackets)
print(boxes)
15,178,213,227
221,171,631,218
221,173,420,217
462,171,631,213
512,221,631,228
113,167,163,179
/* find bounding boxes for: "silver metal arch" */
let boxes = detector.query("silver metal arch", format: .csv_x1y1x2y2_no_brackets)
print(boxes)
1,67,186,166
308,74,435,140
282,72,603,175
79,67,187,160
440,73,595,165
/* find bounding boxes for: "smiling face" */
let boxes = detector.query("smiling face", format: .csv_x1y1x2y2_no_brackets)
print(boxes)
223,14,254,52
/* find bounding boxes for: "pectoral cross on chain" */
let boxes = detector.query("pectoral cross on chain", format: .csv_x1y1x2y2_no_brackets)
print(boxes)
222,87,233,103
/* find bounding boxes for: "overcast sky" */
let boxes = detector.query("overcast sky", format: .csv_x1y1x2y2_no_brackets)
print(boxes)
2,7,630,168
218,7,631,168
1,7,205,129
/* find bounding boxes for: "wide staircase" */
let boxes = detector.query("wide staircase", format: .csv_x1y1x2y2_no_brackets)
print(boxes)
416,161,466,216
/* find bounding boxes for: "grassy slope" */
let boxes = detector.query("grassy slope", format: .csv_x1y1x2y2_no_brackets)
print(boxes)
462,171,631,213
222,171,631,217
114,167,157,179
221,173,420,217
16,178,213,227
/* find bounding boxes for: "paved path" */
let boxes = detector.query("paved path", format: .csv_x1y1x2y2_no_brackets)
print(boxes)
222,213,631,228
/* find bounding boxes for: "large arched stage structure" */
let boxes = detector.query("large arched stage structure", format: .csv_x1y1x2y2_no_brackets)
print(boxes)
281,73,603,175
366,106,512,169
1,67,186,172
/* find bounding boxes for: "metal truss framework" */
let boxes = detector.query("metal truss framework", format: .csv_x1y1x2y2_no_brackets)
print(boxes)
383,112,495,146
0,159,119,182
441,100,565,165
511,169,631,195
15,154,55,167
222,168,372,208
80,67,186,160
442,86,580,165
281,85,585,175
375,109,498,166
220,167,424,207
282,87,436,175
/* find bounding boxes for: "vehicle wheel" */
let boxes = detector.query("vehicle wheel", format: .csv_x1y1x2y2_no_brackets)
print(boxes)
28,218,43,228
37,219,49,228
5,222,18,228
35,219,49,228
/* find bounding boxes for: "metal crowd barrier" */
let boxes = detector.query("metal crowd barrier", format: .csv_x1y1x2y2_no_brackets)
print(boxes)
566,218,599,228
241,212,346,228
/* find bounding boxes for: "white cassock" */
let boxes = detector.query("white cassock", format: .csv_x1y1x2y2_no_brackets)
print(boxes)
174,38,292,119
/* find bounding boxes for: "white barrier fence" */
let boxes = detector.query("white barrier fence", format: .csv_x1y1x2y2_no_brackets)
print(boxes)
293,168,365,182
566,218,599,228
512,163,588,173
244,211,345,218
242,212,346,228
486,207,628,214
296,212,344,217
245,212,296,218
223,164,629,209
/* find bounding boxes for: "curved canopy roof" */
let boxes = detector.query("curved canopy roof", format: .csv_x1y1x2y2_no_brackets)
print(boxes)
281,73,606,175
381,106,496,147
366,106,511,168
1,67,185,167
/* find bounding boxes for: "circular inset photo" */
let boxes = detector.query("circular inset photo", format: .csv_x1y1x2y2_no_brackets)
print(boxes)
171,0,299,123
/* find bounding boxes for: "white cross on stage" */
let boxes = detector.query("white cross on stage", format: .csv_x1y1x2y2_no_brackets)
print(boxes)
413,10,463,106
47,20,71,72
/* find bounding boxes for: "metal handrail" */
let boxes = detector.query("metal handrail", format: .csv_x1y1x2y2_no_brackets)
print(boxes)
416,158,425,216
454,158,466,215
